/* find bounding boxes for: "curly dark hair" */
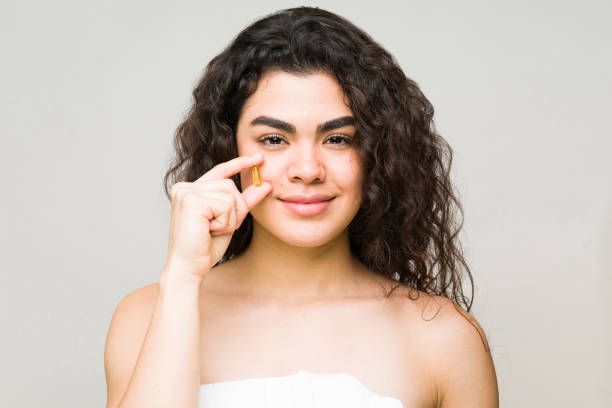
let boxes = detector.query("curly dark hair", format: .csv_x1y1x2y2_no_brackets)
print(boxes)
163,6,475,314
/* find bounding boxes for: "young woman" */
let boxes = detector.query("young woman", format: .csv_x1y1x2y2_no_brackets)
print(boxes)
104,6,499,408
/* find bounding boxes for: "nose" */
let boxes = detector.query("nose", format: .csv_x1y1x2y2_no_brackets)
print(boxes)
286,143,326,184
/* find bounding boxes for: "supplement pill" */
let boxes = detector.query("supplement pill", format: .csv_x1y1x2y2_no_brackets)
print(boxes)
251,165,261,186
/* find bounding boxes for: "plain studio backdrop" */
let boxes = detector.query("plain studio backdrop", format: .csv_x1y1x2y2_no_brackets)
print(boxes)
1,0,610,406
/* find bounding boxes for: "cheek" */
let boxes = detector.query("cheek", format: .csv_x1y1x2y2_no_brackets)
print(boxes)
338,159,362,187
256,160,283,183
351,159,364,190
348,152,363,175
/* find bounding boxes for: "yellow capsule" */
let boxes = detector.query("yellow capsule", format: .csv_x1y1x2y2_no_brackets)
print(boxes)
251,165,261,186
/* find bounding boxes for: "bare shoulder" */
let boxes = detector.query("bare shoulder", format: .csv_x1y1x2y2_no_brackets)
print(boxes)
104,283,159,408
423,295,491,352
416,294,498,407
388,288,498,407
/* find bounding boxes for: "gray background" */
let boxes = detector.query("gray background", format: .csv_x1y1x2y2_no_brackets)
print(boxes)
2,0,610,406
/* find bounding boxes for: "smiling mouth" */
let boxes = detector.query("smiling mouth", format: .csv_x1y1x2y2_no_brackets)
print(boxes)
278,197,335,216
278,198,334,203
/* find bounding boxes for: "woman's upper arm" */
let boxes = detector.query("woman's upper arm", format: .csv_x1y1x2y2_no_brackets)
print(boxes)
435,301,499,407
103,284,158,408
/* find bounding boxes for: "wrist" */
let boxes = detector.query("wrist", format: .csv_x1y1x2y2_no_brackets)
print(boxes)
159,265,205,289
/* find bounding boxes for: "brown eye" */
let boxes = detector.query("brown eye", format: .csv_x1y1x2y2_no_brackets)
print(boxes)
257,134,352,149
326,135,352,145
257,135,287,147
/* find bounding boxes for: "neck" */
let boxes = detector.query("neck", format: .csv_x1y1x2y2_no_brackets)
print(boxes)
230,220,367,302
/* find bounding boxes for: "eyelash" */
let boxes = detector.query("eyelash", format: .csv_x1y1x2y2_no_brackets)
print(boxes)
257,134,353,148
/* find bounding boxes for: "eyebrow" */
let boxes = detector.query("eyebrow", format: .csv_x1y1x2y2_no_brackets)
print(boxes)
249,115,355,135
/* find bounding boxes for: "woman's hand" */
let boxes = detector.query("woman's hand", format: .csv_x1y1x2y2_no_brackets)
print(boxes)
162,153,271,284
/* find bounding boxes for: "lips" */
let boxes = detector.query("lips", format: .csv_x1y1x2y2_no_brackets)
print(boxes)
279,194,334,203
280,198,334,216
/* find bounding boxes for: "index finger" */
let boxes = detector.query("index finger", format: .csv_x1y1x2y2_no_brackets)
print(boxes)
197,153,263,183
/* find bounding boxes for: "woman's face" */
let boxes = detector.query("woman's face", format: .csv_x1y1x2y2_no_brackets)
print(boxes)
235,70,363,247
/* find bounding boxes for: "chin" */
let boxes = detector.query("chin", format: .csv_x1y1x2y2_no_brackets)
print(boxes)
277,231,337,248
251,215,346,248
277,223,341,246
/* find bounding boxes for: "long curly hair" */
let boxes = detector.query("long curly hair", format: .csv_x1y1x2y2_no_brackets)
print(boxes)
163,6,475,313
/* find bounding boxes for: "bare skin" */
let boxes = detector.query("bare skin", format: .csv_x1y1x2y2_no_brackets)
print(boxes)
122,258,496,408
104,71,498,407
188,71,497,406
197,257,435,407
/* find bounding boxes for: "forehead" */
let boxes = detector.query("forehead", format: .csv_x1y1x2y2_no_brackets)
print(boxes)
239,70,352,123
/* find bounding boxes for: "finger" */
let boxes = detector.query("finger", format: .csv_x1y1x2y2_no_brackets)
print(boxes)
183,190,235,229
176,187,233,210
230,200,237,228
202,196,232,227
182,179,249,224
210,203,237,236
197,153,263,183
188,189,236,210
240,180,273,212
178,183,241,222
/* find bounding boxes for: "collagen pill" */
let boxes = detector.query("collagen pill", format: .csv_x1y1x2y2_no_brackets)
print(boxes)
251,165,261,186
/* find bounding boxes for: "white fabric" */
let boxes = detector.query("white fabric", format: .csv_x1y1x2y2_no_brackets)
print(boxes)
198,370,404,407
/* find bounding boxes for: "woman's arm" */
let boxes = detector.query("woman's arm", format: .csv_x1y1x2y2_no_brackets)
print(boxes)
104,154,269,408
435,301,499,407
104,270,203,408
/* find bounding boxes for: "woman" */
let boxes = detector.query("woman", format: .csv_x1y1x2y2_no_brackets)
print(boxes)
104,6,498,408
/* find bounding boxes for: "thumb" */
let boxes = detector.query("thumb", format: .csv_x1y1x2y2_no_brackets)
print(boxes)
242,181,272,211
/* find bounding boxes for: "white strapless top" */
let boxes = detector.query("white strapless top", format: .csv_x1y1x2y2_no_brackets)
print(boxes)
198,370,404,407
